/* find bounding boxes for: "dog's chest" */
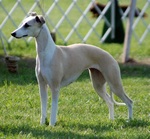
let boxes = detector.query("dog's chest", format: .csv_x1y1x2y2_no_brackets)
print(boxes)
39,66,52,83
36,59,51,82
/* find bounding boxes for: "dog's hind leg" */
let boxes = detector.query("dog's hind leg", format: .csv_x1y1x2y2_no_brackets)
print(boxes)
89,68,114,119
109,83,133,119
110,88,126,106
105,67,133,119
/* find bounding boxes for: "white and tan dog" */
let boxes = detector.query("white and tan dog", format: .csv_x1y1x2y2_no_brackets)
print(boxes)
11,13,133,126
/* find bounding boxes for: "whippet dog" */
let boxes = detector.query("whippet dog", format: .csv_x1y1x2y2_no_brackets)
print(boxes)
11,12,133,126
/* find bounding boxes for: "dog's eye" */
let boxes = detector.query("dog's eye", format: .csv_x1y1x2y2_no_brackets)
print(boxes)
24,23,30,28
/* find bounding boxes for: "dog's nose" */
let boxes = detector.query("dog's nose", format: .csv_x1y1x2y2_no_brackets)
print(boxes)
11,32,16,37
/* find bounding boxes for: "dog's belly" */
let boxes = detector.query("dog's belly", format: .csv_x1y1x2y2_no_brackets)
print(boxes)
60,72,82,87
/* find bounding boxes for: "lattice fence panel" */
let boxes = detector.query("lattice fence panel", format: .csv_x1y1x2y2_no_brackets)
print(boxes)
0,0,150,48
0,0,116,47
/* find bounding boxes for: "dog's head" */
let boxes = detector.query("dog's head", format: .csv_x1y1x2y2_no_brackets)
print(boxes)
11,12,45,38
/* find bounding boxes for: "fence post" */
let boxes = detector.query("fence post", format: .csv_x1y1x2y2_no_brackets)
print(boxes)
122,0,137,63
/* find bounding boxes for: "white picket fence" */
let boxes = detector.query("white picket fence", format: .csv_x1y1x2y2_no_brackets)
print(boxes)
0,0,150,46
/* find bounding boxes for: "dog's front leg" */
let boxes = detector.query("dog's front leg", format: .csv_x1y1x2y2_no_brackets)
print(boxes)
50,87,59,126
39,80,48,125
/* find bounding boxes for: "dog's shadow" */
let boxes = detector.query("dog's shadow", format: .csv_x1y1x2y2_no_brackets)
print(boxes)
1,119,149,138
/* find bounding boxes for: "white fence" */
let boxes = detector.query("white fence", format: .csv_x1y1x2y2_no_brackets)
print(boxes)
0,0,150,46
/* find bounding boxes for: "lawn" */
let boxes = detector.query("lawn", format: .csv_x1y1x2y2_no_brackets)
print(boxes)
0,59,150,139
0,0,150,139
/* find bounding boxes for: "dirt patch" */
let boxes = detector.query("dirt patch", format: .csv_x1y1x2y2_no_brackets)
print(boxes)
122,58,150,67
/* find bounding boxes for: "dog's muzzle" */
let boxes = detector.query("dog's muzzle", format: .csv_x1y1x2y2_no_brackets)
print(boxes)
11,32,28,38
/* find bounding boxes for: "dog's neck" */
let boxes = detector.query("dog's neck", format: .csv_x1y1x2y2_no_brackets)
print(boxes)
35,24,56,60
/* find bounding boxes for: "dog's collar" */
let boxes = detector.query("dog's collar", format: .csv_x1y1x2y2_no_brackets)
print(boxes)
35,25,43,38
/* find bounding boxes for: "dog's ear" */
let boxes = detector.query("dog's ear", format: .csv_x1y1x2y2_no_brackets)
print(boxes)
29,12,37,16
35,15,45,25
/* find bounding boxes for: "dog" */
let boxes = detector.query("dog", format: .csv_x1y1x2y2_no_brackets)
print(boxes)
11,12,133,126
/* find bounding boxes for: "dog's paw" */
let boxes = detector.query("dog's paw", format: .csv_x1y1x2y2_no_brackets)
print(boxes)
40,117,49,125
50,121,57,126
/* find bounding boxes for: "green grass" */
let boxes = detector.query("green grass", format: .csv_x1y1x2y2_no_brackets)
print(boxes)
0,60,150,139
0,0,150,138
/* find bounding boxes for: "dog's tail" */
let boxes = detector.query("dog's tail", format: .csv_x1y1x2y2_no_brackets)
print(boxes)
110,89,126,106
